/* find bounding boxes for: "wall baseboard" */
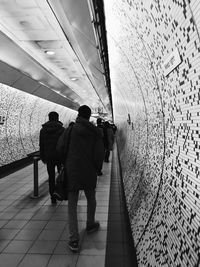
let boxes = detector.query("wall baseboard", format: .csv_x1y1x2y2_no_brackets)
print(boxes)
0,157,33,179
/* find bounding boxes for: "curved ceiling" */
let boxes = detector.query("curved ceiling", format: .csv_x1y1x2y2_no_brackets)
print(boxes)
0,0,112,117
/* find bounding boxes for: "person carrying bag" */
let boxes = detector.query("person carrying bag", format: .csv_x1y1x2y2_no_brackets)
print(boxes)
56,105,104,253
53,124,73,201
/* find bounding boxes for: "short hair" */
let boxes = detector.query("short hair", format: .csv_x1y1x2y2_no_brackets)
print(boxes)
48,111,59,121
97,118,102,125
78,105,91,120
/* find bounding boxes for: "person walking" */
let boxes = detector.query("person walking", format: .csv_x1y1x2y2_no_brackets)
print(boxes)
39,111,65,204
104,121,114,162
96,117,105,175
57,105,104,252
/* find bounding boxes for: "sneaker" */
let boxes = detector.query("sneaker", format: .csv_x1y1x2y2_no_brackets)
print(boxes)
68,240,79,253
53,192,64,201
86,221,100,234
97,171,103,176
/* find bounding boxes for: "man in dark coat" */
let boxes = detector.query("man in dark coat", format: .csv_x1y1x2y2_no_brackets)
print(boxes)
103,121,114,162
39,111,65,204
57,105,104,252
96,117,105,175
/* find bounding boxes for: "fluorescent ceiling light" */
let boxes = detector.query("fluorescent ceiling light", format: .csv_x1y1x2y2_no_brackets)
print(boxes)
70,77,78,81
45,50,55,55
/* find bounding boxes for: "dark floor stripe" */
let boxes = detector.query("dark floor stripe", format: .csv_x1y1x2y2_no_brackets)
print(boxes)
105,145,138,267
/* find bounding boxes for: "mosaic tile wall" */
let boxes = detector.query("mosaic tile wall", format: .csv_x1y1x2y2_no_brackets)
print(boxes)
0,83,76,167
104,0,200,266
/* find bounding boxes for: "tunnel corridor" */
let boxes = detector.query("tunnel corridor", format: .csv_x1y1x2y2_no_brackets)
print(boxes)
0,0,200,266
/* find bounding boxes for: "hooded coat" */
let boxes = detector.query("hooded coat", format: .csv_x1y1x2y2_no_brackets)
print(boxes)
39,121,65,162
56,116,104,191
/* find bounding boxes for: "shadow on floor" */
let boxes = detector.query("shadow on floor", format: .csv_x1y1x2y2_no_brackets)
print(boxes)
15,180,49,208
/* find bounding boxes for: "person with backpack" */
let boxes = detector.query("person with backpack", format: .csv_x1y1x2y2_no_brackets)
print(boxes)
39,111,65,204
57,105,104,252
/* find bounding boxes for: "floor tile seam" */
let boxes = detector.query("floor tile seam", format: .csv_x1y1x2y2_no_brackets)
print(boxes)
3,222,44,231
19,238,58,255
2,239,36,254
0,202,19,216
0,227,24,243
13,225,46,247
0,238,15,254
44,228,66,266
7,251,54,255
11,177,48,199
2,238,40,267
15,250,51,267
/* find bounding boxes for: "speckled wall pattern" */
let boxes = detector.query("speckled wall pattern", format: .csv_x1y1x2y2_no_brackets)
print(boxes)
104,0,200,266
0,83,76,167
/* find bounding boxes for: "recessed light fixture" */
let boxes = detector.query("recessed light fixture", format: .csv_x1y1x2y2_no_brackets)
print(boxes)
70,77,78,81
45,50,55,55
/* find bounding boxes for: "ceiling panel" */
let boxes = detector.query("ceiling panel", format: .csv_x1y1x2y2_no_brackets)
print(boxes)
0,0,112,115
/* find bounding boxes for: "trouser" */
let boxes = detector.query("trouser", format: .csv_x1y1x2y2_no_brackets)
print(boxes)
46,160,61,197
99,149,105,172
68,189,96,242
105,149,110,162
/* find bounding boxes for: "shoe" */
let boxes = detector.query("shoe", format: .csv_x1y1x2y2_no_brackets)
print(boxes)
68,240,79,253
104,159,109,163
86,221,100,234
53,191,65,201
98,171,103,176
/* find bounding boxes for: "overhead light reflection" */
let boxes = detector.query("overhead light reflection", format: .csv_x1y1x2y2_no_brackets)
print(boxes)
45,50,55,55
70,77,78,81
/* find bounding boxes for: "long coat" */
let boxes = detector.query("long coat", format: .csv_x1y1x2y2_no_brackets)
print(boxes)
57,117,104,191
39,121,65,162
103,125,114,150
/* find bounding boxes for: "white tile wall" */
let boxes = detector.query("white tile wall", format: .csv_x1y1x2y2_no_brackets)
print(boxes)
0,83,76,166
105,0,200,266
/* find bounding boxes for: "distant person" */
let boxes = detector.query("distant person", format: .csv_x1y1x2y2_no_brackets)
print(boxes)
57,105,104,252
96,117,104,134
96,117,105,175
39,111,65,204
104,121,114,162
112,123,117,134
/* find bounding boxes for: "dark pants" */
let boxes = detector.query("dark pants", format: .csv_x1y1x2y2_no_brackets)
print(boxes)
105,149,110,162
46,160,61,198
68,190,96,242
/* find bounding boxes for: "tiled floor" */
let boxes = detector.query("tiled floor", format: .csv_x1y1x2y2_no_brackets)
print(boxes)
0,156,111,267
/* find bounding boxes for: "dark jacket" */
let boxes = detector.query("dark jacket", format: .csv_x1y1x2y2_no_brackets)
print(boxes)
103,124,114,150
97,124,105,146
39,121,65,162
106,127,114,150
56,117,104,191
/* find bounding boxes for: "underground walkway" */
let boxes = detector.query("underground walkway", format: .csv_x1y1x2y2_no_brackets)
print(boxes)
0,145,137,267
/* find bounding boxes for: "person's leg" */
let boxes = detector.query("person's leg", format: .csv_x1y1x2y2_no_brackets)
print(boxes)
84,189,99,232
68,191,79,242
104,149,110,162
46,161,56,200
